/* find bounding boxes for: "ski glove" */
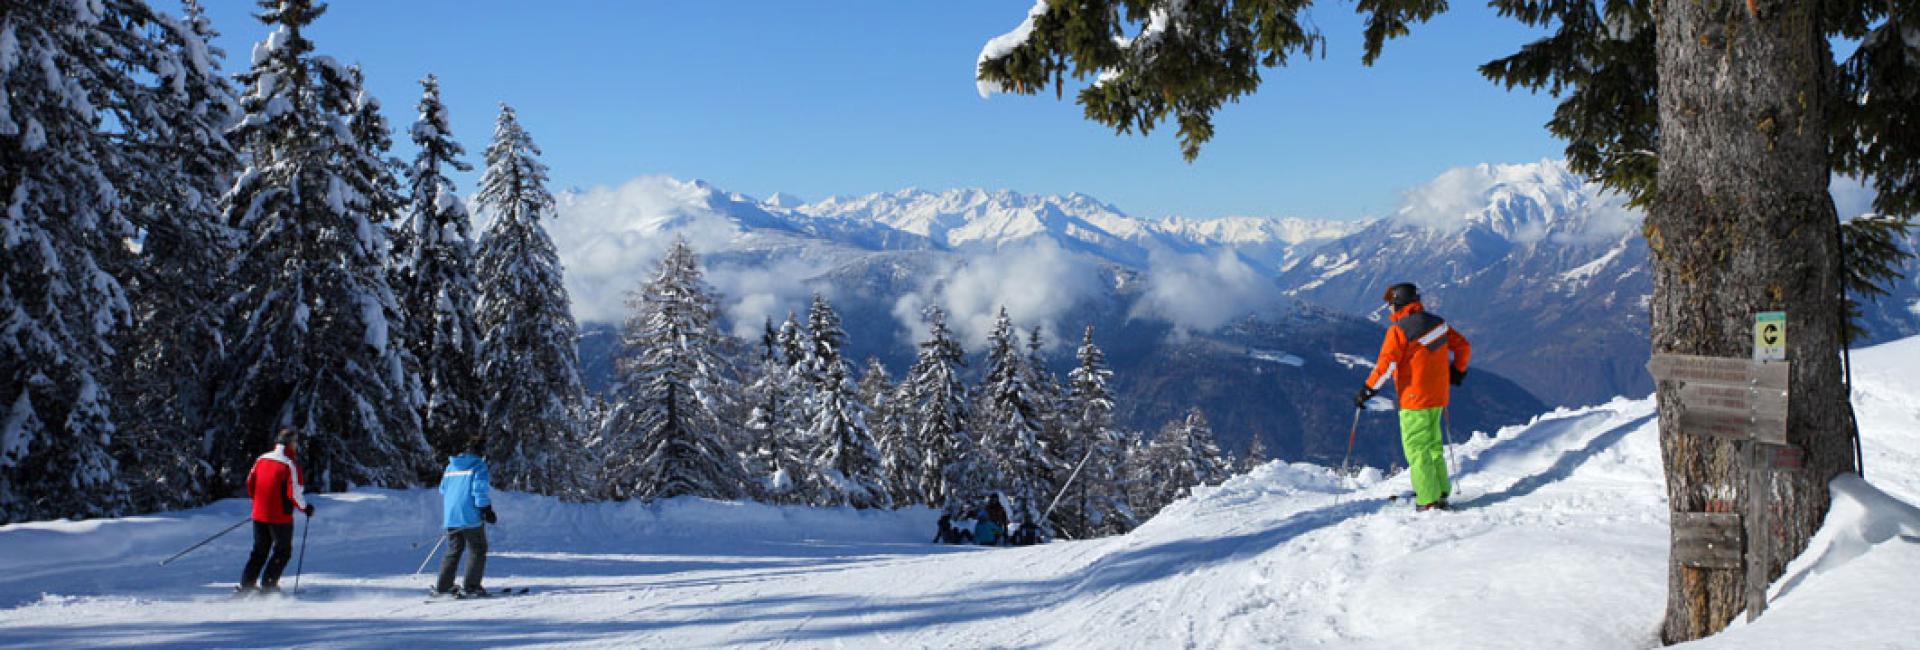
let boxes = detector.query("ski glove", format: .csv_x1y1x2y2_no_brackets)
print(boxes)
481,506,497,525
302,504,315,517
1354,388,1377,409
1450,367,1466,386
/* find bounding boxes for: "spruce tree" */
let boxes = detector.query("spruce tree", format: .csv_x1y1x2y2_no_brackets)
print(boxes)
473,103,588,496
977,308,1058,537
0,0,147,521
903,308,979,510
1241,435,1270,474
1148,407,1231,509
393,74,482,459
109,0,244,513
788,293,889,507
742,318,804,502
599,241,745,501
860,357,918,506
206,0,431,493
1055,325,1131,539
803,360,888,509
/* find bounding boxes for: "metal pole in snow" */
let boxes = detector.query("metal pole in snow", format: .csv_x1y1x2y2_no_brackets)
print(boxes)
1041,445,1100,525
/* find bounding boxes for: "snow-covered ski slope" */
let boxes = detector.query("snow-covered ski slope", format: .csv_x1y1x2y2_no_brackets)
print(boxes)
4,339,1919,649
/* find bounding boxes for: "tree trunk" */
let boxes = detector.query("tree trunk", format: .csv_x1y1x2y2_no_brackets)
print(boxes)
1650,0,1858,642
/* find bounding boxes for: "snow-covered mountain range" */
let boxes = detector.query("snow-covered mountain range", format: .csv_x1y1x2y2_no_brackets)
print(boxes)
549,161,1919,448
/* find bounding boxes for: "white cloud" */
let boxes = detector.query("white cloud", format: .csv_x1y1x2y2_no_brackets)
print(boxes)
890,239,1100,350
707,257,834,339
541,175,825,330
1129,248,1279,335
1394,164,1501,233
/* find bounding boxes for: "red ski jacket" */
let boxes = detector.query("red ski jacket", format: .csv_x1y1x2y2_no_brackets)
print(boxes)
246,446,308,525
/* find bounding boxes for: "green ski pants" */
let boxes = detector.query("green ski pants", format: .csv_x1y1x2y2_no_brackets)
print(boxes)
1399,407,1451,505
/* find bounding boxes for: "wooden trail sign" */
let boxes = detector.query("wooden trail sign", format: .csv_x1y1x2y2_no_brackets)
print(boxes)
1646,353,1790,445
1673,512,1744,570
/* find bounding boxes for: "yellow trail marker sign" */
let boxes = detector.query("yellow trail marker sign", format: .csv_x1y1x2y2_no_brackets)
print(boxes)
1755,311,1786,362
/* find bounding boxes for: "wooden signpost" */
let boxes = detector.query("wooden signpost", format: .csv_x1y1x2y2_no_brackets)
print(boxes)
1648,312,1794,622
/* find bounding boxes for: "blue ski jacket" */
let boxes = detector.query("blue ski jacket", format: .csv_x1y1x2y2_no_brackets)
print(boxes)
440,454,492,530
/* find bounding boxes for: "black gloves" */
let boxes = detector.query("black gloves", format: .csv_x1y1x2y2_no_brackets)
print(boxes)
302,503,315,517
1450,367,1467,386
481,506,497,525
1354,387,1377,409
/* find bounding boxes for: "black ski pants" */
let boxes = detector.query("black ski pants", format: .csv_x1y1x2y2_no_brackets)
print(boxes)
240,521,295,588
436,526,488,592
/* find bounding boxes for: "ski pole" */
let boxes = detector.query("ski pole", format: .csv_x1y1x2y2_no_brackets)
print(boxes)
1443,406,1457,497
1336,406,1362,505
414,533,447,576
292,513,311,595
159,516,250,566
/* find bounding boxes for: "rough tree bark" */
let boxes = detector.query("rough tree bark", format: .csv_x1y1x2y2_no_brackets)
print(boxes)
1650,0,1859,642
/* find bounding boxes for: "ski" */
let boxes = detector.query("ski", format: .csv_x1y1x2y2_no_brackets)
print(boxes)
424,587,530,603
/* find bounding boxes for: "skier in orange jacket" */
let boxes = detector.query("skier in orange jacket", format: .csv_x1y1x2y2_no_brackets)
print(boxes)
1357,283,1471,511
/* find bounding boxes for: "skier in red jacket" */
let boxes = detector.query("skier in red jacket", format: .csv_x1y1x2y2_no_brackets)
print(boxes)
238,427,313,596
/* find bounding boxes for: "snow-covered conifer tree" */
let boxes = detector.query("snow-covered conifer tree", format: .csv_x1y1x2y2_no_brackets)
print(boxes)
977,308,1058,536
1240,436,1269,473
598,241,745,501
803,359,888,509
860,357,917,505
393,74,482,458
1053,325,1131,539
109,0,245,512
205,0,431,493
473,103,588,496
0,0,152,521
903,308,978,509
1145,407,1231,510
742,317,804,502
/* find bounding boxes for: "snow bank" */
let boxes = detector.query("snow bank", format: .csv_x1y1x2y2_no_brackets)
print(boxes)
1684,475,1920,649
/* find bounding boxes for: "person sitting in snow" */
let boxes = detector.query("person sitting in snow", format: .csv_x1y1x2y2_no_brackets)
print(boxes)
433,435,497,598
974,494,1012,546
934,513,972,544
1355,282,1472,512
238,427,312,596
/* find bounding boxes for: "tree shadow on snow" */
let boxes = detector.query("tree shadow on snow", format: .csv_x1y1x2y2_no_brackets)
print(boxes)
1451,413,1654,512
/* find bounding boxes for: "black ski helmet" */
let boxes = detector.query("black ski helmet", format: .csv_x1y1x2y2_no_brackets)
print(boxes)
1383,283,1420,308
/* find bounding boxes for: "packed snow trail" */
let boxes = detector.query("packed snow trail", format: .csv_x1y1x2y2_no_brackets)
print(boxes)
5,339,1920,648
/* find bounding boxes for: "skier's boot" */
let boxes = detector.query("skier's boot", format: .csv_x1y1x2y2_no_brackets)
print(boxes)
456,586,490,599
234,584,259,599
259,583,283,597
427,585,458,598
1416,499,1452,512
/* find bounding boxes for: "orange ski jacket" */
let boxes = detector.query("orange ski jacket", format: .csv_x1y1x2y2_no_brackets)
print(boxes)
1365,302,1471,410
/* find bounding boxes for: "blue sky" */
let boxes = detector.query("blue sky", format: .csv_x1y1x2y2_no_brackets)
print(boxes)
199,1,1565,221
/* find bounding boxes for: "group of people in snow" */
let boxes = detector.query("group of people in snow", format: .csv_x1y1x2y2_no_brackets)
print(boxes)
237,428,498,598
932,493,1045,547
236,280,1468,598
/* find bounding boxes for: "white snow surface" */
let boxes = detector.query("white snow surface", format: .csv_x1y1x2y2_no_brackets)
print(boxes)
7,338,1920,648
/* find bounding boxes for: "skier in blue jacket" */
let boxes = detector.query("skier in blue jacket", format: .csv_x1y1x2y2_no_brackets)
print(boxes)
433,435,496,597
